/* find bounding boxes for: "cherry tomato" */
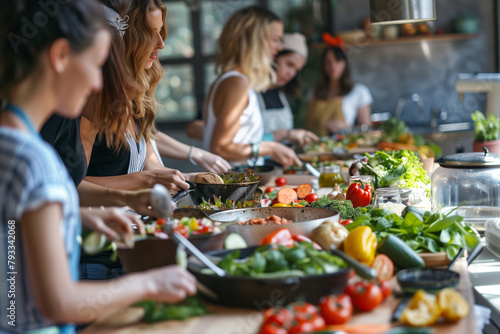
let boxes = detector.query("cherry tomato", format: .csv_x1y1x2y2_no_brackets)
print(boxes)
174,224,190,238
344,282,360,298
350,282,384,312
265,187,276,193
319,294,353,325
259,323,287,334
156,218,167,225
379,280,392,300
288,314,325,334
262,307,293,327
275,177,287,187
371,254,394,282
304,193,319,204
289,301,318,316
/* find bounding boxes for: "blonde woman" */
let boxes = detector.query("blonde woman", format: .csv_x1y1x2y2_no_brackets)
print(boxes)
202,6,302,167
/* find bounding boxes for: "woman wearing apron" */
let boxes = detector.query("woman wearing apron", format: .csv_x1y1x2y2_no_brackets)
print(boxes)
306,37,373,135
259,33,318,148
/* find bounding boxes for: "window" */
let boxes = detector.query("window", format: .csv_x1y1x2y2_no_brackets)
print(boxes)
157,0,330,125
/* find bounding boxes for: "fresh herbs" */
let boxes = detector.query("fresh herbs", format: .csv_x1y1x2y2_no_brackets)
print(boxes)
136,297,208,323
357,150,430,191
310,195,365,220
197,196,259,210
220,168,260,183
215,242,347,277
346,205,480,260
471,110,500,142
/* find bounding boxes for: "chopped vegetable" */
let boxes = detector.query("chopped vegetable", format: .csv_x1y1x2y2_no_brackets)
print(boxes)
136,297,208,323
343,226,377,265
276,187,298,204
399,290,441,327
259,228,295,247
224,233,247,250
437,288,469,322
295,183,313,199
310,196,365,220
309,219,349,250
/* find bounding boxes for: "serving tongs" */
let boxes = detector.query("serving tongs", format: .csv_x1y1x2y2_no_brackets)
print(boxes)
150,184,226,278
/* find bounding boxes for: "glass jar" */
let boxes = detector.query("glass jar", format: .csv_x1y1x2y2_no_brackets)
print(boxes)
319,165,344,188
349,175,373,186
373,188,402,208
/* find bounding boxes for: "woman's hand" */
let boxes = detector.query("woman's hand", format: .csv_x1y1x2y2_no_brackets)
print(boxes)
80,207,145,241
262,141,302,168
146,168,190,195
190,146,231,173
288,129,319,147
326,120,348,134
145,265,197,303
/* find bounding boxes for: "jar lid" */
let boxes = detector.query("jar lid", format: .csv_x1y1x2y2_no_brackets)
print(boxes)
436,147,500,168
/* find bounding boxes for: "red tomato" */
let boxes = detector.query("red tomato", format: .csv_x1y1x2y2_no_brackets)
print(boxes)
371,254,394,282
289,301,318,316
350,282,384,312
259,323,287,334
156,218,167,225
344,282,360,298
265,187,276,193
275,177,287,187
174,224,190,238
340,219,353,226
259,228,294,247
292,235,322,250
379,280,392,300
262,307,293,327
304,193,319,204
319,294,353,325
288,314,325,334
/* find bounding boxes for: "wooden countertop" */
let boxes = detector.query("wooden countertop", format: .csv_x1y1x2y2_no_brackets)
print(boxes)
82,258,477,334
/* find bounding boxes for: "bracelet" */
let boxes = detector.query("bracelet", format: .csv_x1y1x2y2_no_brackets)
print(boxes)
251,142,261,160
188,146,197,165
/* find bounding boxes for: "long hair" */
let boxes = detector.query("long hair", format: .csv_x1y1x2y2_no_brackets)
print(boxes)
313,46,353,100
123,0,166,143
85,0,138,152
0,0,107,100
277,50,303,99
215,6,280,92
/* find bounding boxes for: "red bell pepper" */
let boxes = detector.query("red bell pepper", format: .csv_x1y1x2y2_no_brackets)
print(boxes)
292,234,322,250
345,181,373,208
259,228,294,247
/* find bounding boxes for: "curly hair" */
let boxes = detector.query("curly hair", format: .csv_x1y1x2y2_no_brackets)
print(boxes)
123,0,166,143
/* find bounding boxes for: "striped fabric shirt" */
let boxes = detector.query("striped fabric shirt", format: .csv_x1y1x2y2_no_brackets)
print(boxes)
126,125,146,174
0,127,81,333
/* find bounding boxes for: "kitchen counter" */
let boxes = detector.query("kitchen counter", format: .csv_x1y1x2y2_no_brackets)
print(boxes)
468,245,500,333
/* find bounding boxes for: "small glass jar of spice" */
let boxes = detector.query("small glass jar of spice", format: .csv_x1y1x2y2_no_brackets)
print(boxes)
318,165,344,188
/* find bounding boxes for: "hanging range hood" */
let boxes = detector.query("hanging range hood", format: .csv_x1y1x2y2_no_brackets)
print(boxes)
370,0,436,25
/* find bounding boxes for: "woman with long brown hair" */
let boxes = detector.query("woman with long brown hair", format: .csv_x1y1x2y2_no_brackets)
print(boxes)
306,38,372,135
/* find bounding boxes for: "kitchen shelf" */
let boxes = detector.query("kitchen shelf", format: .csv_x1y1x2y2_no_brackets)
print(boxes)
310,34,477,48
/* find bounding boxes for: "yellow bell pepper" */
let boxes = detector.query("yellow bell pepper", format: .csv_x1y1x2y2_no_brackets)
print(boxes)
400,290,441,327
189,218,198,231
343,226,377,265
437,288,469,322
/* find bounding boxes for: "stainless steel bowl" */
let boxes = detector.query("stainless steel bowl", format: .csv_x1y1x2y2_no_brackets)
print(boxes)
208,207,339,246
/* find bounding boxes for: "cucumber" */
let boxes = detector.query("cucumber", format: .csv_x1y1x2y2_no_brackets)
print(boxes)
224,233,247,250
176,245,188,270
377,234,425,269
403,206,426,220
82,232,107,255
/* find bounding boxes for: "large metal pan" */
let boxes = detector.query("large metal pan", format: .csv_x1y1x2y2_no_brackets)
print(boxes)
188,246,351,308
172,180,259,205
208,207,339,246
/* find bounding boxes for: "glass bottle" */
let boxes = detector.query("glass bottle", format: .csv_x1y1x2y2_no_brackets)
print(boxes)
373,188,402,208
318,165,344,188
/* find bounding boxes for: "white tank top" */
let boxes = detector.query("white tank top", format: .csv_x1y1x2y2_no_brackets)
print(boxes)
203,71,264,154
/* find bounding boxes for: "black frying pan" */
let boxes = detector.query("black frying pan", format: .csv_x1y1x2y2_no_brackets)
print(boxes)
188,246,351,308
172,180,259,205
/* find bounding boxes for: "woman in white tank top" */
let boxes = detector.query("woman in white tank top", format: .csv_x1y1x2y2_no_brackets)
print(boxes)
202,6,301,168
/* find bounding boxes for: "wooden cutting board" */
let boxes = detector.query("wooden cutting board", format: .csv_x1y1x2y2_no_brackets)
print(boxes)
82,259,477,334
